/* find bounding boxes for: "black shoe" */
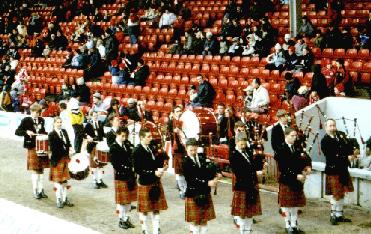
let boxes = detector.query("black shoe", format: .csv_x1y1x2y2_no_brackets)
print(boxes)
34,193,42,199
64,198,74,207
130,205,137,210
57,198,64,208
158,228,161,234
99,181,108,188
253,218,257,224
336,216,352,222
119,219,129,229
287,227,295,234
40,190,48,198
125,218,135,228
330,215,338,225
292,227,300,234
93,182,100,189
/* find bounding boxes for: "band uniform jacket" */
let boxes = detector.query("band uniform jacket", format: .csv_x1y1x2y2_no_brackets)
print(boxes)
84,120,104,153
110,140,135,181
106,128,116,147
321,131,353,176
275,143,312,191
133,144,167,185
15,116,46,149
182,155,212,198
229,147,259,192
48,129,71,166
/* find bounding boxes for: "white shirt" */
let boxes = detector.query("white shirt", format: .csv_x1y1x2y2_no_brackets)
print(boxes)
159,12,176,28
251,86,270,108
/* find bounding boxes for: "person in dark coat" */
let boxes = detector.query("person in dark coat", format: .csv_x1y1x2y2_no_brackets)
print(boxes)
75,77,91,105
85,111,106,189
15,103,49,199
230,132,263,234
321,119,354,225
182,138,217,234
133,128,168,234
131,59,149,86
284,72,301,100
106,115,121,147
110,126,137,229
48,117,74,208
275,127,312,234
311,64,329,99
271,109,289,156
192,74,216,108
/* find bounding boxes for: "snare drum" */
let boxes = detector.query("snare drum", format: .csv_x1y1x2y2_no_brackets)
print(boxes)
96,141,110,163
36,135,49,156
69,153,90,180
180,108,217,145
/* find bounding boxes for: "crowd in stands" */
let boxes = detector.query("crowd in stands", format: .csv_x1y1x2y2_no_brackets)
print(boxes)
0,0,370,118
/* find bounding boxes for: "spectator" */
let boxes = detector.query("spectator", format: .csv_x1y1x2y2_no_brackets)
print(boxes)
202,32,218,55
284,72,301,100
141,5,159,22
128,13,140,44
10,87,19,112
104,28,119,64
309,91,320,105
182,31,194,54
228,37,242,56
54,30,68,50
298,16,315,37
285,46,299,72
110,60,121,84
159,9,176,29
192,74,216,108
118,63,131,85
297,47,314,73
96,39,106,60
339,27,353,50
311,64,329,99
172,15,185,42
324,25,342,49
191,31,205,55
75,77,91,105
313,30,325,49
71,49,85,69
243,85,254,111
242,34,256,57
219,36,229,56
291,86,309,111
42,44,51,57
246,78,270,113
294,37,307,57
265,43,286,71
333,59,354,96
169,40,182,54
131,59,149,86
321,61,336,95
120,98,141,122
85,47,102,80
90,92,108,115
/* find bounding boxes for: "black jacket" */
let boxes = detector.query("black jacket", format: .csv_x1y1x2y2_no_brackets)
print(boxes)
133,65,149,86
133,144,167,185
275,143,312,190
15,116,46,149
230,147,259,192
84,121,104,153
48,129,71,165
110,140,135,181
182,155,213,197
192,80,216,107
216,114,228,140
321,131,352,175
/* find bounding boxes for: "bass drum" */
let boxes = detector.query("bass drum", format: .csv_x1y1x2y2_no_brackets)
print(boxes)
69,153,90,180
180,108,217,145
127,121,162,146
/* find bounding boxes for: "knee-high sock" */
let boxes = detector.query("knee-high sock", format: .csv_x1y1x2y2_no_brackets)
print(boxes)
62,183,68,202
335,198,344,217
239,218,253,234
178,175,187,194
97,168,104,183
139,213,149,233
118,204,129,221
91,168,98,183
152,213,160,234
190,224,200,234
200,224,208,234
125,204,131,213
289,207,298,228
281,207,291,228
31,173,39,194
54,183,62,200
37,174,44,193
330,196,338,216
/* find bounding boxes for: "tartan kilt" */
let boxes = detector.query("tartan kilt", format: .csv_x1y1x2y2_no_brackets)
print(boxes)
115,180,137,204
49,157,70,183
185,194,216,225
137,182,168,213
89,147,105,168
325,175,354,200
278,183,306,207
27,148,49,172
173,153,183,175
231,189,262,218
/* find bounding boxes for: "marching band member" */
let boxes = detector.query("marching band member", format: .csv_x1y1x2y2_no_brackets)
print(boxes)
133,128,168,234
48,117,74,208
230,132,262,234
321,119,354,225
85,111,107,189
168,105,187,199
276,127,312,234
215,103,228,143
182,138,217,234
15,103,49,199
271,109,289,156
106,115,121,147
110,126,137,229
